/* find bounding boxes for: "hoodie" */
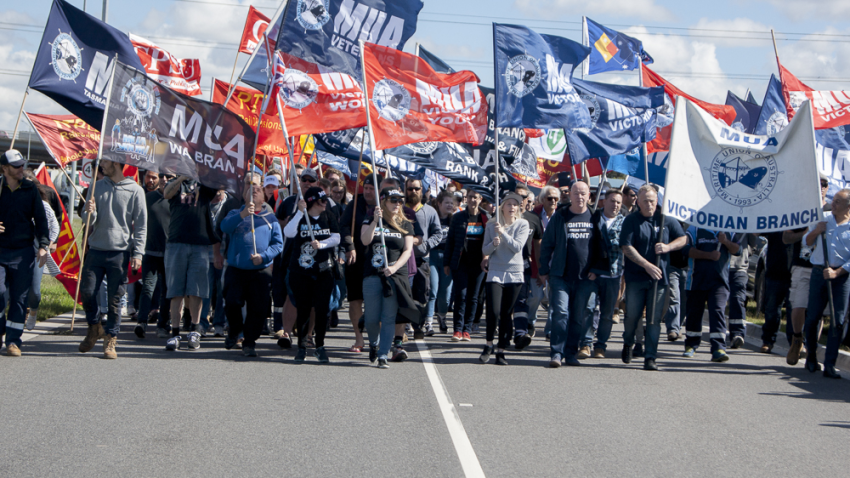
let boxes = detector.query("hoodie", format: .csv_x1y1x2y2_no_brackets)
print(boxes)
81,176,147,259
220,203,283,270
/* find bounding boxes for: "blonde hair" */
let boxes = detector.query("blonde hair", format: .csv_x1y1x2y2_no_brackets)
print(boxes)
499,199,520,225
381,197,410,234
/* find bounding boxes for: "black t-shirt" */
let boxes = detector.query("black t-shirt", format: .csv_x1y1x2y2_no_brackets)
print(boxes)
563,209,594,282
168,181,217,245
145,190,171,254
288,210,339,274
620,211,685,285
763,232,792,281
362,215,414,278
461,212,486,268
522,211,544,268
276,195,299,223
789,227,812,268
434,214,452,250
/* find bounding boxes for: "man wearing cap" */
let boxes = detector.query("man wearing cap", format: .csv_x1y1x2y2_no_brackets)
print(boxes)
0,150,49,356
78,159,146,359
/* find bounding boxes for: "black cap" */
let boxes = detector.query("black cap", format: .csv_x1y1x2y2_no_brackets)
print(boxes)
363,173,384,188
303,187,327,208
380,187,404,201
1,149,25,168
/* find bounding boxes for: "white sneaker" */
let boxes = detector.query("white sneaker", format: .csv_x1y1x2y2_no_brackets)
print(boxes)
25,309,37,331
165,336,181,351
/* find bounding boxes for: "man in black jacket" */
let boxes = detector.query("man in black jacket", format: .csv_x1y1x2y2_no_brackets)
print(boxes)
0,150,49,356
539,181,608,368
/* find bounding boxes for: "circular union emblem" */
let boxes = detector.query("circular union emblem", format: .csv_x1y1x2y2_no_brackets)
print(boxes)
279,69,319,109
50,32,82,81
296,0,331,30
408,142,439,155
655,93,675,129
766,111,789,135
505,54,541,97
371,244,386,269
122,79,161,118
299,242,317,268
710,148,778,208
372,79,410,122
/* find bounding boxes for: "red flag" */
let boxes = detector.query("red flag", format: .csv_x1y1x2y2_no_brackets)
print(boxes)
270,51,367,137
130,34,202,97
362,42,488,150
35,167,82,303
212,79,291,159
26,113,100,166
778,61,850,130
239,6,272,54
511,156,574,189
642,67,736,153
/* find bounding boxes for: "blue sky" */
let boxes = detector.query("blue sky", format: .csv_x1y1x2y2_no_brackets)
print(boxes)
2,0,849,131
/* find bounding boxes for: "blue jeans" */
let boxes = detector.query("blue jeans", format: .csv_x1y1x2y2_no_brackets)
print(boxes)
429,249,452,318
665,266,685,335
27,261,44,310
623,280,666,359
685,285,730,353
805,267,850,367
728,268,748,338
513,270,544,337
583,276,621,351
548,275,594,360
762,277,792,346
0,246,36,347
451,264,485,334
363,275,398,360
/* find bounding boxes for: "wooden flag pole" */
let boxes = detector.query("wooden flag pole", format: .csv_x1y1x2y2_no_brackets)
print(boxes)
8,88,29,150
348,138,366,243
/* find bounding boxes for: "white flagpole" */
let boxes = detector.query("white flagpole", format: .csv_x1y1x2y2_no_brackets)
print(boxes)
70,55,118,332
495,128,501,223
276,95,315,242
581,16,588,79
9,88,29,150
358,40,389,268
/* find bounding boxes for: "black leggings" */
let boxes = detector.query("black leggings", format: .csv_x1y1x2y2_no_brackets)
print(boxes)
485,282,523,349
223,265,273,348
290,270,335,348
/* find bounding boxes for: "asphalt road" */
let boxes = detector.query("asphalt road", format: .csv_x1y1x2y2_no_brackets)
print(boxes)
1,310,849,477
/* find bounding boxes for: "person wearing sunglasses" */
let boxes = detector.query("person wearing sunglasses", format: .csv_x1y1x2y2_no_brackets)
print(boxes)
283,187,340,363
361,187,416,369
0,150,50,356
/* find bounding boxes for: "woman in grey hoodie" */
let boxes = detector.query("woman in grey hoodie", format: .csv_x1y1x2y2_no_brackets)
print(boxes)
480,193,529,365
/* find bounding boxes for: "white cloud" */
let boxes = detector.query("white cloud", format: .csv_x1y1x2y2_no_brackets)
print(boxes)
767,0,850,21
513,0,675,22
772,26,850,92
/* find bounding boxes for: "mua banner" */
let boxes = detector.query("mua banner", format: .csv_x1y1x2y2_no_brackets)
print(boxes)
102,62,255,195
663,97,822,233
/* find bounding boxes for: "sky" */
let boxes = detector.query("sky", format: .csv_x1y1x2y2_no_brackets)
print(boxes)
2,0,850,132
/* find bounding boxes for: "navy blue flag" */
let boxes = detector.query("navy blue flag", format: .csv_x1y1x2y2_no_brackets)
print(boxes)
628,150,667,187
746,90,759,106
565,78,663,164
754,75,789,136
493,23,592,130
274,0,423,79
725,91,761,134
313,127,424,178
315,150,356,177
28,0,145,130
585,18,650,75
417,44,455,74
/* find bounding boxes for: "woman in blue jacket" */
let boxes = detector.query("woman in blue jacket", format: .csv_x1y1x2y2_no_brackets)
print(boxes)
219,181,283,357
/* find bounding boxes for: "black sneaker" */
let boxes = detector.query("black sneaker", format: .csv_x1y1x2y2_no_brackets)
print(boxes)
134,323,146,339
633,343,644,358
563,357,581,366
528,324,536,338
243,345,257,357
329,311,339,328
438,316,448,334
369,346,377,363
294,347,307,362
479,345,493,364
224,335,238,350
622,345,633,364
277,335,292,349
514,334,532,350
644,358,658,371
730,335,745,349
314,346,330,363
413,329,425,341
495,352,508,365
377,358,389,369
391,347,409,362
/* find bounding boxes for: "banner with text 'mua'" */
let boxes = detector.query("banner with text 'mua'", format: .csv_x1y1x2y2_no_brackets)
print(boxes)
102,62,255,195
663,97,822,233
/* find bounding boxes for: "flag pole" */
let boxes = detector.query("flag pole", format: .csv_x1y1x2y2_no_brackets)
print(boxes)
70,55,118,332
349,138,366,239
495,128,501,223
358,40,389,268
638,62,650,185
771,30,781,72
592,164,608,212
275,93,315,241
227,49,240,87
9,88,29,150
620,175,629,192
581,16,588,79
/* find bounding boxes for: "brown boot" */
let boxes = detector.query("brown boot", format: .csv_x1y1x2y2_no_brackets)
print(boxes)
103,335,118,359
577,346,591,359
79,323,105,353
786,336,804,365
592,347,605,359
6,343,21,357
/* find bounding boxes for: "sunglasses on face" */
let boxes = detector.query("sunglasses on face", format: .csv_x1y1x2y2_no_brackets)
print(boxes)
318,198,327,204
821,183,829,188
546,196,559,202
387,197,403,204
302,177,316,184
407,187,422,192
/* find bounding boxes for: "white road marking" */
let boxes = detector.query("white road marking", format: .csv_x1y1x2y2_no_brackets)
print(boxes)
415,340,485,478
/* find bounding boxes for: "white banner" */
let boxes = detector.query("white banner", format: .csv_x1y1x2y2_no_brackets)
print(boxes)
528,129,567,162
663,97,822,233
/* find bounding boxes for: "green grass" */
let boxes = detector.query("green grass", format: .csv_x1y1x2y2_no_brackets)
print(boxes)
37,274,77,321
